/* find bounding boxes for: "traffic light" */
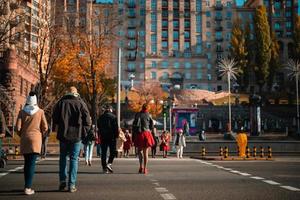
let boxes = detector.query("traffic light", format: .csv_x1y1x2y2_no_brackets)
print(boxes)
162,104,168,117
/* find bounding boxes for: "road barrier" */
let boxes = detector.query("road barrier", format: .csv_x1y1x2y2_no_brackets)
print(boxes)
268,146,272,158
260,146,264,158
224,146,228,158
219,147,223,157
246,146,250,158
253,146,257,158
201,147,206,157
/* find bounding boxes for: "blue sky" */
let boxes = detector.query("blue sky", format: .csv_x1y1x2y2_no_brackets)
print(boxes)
236,0,245,6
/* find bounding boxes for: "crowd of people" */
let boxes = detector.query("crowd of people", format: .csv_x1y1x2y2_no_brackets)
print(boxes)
5,86,188,195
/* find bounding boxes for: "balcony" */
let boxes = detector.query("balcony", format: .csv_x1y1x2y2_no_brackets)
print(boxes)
126,2,136,8
215,4,223,10
215,16,223,21
126,45,137,50
127,13,136,18
215,38,224,42
215,26,223,31
216,47,224,52
126,68,136,73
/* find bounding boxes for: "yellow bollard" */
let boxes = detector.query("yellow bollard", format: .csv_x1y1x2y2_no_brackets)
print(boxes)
246,146,251,158
219,147,223,157
253,146,257,158
260,146,264,158
201,146,206,157
267,146,272,158
224,146,228,158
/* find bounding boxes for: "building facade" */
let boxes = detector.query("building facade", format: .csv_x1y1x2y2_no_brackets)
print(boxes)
0,0,50,128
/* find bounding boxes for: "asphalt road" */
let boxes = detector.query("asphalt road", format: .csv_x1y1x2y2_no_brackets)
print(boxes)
0,157,299,200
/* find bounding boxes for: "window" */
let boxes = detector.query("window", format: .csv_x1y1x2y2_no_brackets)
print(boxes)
140,63,145,69
185,72,191,79
206,42,211,49
174,62,180,68
128,62,136,70
206,32,211,39
151,12,157,21
151,44,157,53
162,72,169,79
151,23,157,31
185,62,191,69
206,11,211,17
207,74,212,80
139,30,145,37
151,61,157,68
151,34,157,42
197,71,202,80
184,21,190,28
207,64,211,69
173,31,179,40
162,41,168,49
140,8,145,16
197,63,202,68
226,21,232,29
207,53,211,60
274,22,280,30
286,21,292,29
184,31,190,39
286,11,291,17
206,21,211,28
226,1,232,8
196,45,202,54
162,20,168,28
196,35,202,43
173,41,179,50
226,11,232,19
139,51,145,58
274,2,281,9
162,31,168,38
226,33,231,40
151,0,157,10
173,20,179,28
151,71,157,79
196,0,202,12
162,61,168,68
206,0,210,7
184,42,190,50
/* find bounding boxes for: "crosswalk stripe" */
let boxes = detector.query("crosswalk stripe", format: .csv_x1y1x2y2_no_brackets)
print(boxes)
280,186,300,192
161,193,176,200
263,180,281,185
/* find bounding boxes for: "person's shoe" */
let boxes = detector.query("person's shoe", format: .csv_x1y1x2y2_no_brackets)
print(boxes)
69,186,77,193
24,188,35,195
88,161,92,166
58,182,67,191
85,161,88,166
138,167,143,173
107,163,113,173
143,168,148,174
103,169,109,174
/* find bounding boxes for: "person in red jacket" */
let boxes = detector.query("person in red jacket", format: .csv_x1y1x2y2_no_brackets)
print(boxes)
160,131,170,158
123,129,132,158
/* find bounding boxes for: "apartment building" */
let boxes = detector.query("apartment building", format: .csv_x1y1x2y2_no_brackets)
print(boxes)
0,0,50,128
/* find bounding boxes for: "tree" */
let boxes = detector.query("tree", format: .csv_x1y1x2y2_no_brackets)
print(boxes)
0,0,24,49
230,20,248,91
267,31,280,91
30,8,65,117
128,82,167,118
53,4,121,123
253,5,271,93
292,15,300,60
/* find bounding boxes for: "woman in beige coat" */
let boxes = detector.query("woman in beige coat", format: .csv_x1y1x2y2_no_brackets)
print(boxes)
16,92,48,195
116,128,126,158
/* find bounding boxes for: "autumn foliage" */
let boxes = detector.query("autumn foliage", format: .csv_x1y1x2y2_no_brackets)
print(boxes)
128,82,167,118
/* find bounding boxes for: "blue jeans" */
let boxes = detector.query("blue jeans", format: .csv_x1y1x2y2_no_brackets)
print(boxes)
59,141,81,188
96,144,101,157
24,153,38,188
84,142,94,161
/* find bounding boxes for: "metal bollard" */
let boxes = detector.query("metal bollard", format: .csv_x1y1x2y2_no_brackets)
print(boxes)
224,146,228,158
219,147,223,157
267,146,272,158
15,146,19,156
201,146,206,157
246,146,250,158
253,146,257,158
260,146,264,158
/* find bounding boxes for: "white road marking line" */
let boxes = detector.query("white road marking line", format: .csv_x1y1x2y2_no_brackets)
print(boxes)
280,186,300,192
161,193,176,200
0,173,8,177
150,179,158,182
155,187,168,193
263,180,281,185
230,170,240,174
251,176,265,180
238,172,251,176
223,168,232,171
153,182,160,186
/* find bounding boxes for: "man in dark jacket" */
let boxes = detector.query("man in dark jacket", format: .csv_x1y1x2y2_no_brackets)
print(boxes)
52,86,91,192
97,105,118,173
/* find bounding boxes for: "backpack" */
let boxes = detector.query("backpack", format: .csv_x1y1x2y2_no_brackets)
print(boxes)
132,113,142,135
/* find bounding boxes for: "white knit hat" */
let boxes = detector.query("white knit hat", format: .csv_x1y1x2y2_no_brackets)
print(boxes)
26,95,37,106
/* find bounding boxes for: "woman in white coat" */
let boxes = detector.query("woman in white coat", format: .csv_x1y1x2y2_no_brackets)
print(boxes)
173,129,186,159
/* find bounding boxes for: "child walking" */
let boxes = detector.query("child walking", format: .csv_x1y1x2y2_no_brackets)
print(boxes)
123,130,132,158
173,129,186,159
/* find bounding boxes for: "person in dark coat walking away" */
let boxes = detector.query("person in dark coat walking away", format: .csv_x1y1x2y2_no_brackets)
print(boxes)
97,105,119,173
52,86,91,193
132,103,155,174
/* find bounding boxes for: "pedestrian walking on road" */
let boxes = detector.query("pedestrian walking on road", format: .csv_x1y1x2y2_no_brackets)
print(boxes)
151,126,159,158
173,129,186,159
123,130,132,158
97,105,119,174
132,103,155,174
52,86,91,193
16,92,48,195
160,131,170,158
41,120,52,159
82,124,97,166
116,128,126,158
